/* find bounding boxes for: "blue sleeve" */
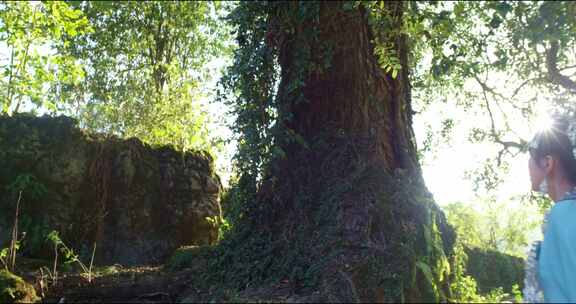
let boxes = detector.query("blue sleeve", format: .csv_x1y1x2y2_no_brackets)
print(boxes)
539,201,576,303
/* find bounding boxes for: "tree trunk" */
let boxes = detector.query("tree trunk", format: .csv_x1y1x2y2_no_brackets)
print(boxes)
217,2,455,302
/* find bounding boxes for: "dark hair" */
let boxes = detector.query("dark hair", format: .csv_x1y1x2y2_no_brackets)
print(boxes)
528,116,576,184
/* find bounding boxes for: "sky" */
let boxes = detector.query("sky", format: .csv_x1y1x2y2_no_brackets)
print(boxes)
414,97,533,206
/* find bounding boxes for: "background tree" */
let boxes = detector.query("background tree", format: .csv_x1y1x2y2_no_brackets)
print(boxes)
409,1,576,211
57,1,232,153
444,199,540,257
0,1,90,114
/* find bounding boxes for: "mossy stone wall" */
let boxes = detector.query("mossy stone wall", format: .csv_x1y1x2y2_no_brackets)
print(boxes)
0,114,222,265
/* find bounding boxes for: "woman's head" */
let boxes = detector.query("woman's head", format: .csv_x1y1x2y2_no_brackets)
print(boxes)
528,115,576,197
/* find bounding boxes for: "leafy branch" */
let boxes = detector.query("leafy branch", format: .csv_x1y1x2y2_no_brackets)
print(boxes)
474,75,527,165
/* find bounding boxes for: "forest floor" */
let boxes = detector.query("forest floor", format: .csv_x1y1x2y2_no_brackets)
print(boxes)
13,257,199,303
13,256,310,303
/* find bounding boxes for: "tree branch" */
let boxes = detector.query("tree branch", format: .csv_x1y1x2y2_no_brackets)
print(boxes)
5,47,15,113
474,75,527,146
475,76,527,157
510,76,545,100
546,40,576,93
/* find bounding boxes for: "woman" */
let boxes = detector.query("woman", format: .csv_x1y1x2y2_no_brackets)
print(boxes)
524,115,576,302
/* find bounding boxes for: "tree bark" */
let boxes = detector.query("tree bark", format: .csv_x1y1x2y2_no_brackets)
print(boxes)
274,2,419,174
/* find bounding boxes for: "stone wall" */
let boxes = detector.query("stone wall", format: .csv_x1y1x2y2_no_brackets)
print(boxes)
464,246,525,294
0,114,222,265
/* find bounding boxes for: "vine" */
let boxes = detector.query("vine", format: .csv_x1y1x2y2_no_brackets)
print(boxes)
218,1,325,229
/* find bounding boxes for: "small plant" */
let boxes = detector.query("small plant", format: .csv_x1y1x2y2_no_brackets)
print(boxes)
448,241,520,303
46,231,96,283
1,191,23,272
6,175,48,201
206,215,230,242
5,174,50,258
0,248,9,270
511,284,523,303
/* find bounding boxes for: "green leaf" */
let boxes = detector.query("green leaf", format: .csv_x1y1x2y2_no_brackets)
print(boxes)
416,260,439,298
494,2,513,17
489,14,502,29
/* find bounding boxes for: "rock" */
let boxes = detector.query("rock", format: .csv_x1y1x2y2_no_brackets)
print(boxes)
0,270,40,303
204,176,221,194
189,176,203,191
0,114,222,266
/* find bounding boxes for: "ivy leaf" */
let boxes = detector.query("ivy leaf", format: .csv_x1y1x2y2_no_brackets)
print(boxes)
494,2,513,17
489,14,502,29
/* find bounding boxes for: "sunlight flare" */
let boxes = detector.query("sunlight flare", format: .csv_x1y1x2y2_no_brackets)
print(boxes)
534,112,555,134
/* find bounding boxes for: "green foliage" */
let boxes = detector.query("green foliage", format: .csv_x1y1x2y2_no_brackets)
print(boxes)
205,215,230,243
18,216,50,256
407,1,575,92
165,246,210,272
2,174,51,256
366,2,404,79
449,242,517,303
415,216,451,302
511,283,523,303
0,247,9,270
444,199,540,257
0,1,91,114
1,1,233,167
57,1,232,155
444,199,529,301
407,1,575,208
6,174,48,201
46,230,90,274
464,246,524,295
218,1,284,195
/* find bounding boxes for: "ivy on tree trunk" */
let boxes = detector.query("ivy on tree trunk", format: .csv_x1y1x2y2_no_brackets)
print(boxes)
215,2,455,302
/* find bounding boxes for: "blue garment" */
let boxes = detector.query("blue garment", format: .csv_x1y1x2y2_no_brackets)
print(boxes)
539,192,576,303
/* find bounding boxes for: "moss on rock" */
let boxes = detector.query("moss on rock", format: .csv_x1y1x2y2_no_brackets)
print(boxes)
166,245,212,271
0,270,39,303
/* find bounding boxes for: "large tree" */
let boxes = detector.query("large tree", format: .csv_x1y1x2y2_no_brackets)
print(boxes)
212,2,454,302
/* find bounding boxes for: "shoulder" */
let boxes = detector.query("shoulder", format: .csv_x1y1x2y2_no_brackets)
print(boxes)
550,199,576,214
547,199,576,228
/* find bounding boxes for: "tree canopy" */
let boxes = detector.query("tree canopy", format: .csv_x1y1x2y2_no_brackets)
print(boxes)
1,1,232,155
0,1,90,113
